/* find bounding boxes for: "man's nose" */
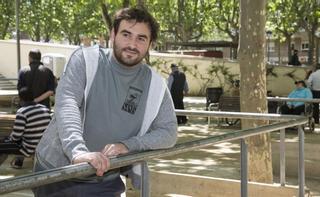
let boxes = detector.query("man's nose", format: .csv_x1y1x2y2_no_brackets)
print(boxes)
127,37,138,48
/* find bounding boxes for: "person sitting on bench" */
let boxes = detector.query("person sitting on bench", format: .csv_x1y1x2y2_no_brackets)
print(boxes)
280,80,313,115
0,87,51,168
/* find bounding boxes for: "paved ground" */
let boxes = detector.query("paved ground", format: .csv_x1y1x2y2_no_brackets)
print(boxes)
148,97,320,196
0,97,319,196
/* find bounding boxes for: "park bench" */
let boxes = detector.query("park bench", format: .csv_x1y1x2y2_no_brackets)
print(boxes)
218,95,241,126
0,114,17,165
0,114,15,138
208,95,241,126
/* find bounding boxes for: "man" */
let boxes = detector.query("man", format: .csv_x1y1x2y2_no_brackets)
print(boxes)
307,64,320,124
288,49,301,66
168,63,189,124
280,80,312,115
33,8,177,196
0,87,51,168
17,49,55,109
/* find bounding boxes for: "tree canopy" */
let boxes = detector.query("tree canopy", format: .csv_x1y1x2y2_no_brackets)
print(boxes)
1,0,319,62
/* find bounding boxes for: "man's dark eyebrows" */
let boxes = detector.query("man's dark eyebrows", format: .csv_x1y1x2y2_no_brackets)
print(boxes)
119,29,149,39
137,34,148,39
119,29,132,34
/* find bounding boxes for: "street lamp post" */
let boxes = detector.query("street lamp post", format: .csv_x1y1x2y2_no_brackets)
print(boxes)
15,0,21,73
266,30,272,63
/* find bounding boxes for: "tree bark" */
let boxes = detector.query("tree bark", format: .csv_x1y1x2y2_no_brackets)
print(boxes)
286,35,292,63
238,0,273,183
308,30,315,65
100,2,112,32
123,0,130,8
316,36,320,64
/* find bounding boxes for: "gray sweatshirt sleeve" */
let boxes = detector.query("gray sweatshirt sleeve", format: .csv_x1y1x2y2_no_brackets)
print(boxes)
54,49,89,161
121,89,178,151
167,74,173,90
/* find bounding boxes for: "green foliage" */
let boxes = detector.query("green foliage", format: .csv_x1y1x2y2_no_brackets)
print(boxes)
54,1,105,44
20,0,59,41
0,0,317,51
267,0,301,37
208,0,240,42
0,0,15,39
147,0,210,43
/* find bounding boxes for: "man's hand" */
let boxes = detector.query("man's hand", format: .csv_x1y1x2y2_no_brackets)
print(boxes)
72,152,110,176
101,143,129,157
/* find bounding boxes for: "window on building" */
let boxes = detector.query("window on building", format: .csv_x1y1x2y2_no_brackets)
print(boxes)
301,42,309,51
291,43,295,50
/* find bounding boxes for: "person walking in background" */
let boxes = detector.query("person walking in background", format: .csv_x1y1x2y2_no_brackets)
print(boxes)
0,87,51,168
288,49,301,66
168,63,189,124
17,49,55,109
307,64,320,124
280,80,312,115
33,7,177,196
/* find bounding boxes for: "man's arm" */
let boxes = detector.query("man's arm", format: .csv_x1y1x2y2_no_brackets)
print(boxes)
167,74,173,90
54,49,109,176
184,77,189,95
17,69,25,90
307,73,313,88
54,49,88,159
34,90,54,103
120,89,178,152
306,88,313,99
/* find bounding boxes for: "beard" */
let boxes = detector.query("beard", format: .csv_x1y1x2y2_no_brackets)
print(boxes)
113,42,147,67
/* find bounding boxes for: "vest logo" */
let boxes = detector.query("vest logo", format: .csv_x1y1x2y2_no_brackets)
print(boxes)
122,86,142,114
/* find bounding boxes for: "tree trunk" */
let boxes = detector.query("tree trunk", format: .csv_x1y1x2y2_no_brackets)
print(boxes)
100,2,113,32
238,0,273,183
122,0,130,8
316,36,320,64
232,36,238,59
278,36,281,64
308,30,315,65
35,23,41,42
286,35,292,63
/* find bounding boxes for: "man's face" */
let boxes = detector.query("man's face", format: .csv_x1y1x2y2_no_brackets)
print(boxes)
112,20,151,67
296,83,303,89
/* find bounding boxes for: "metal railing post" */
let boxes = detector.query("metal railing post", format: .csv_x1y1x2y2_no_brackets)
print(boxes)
240,139,248,197
280,128,286,186
140,162,149,197
298,126,305,197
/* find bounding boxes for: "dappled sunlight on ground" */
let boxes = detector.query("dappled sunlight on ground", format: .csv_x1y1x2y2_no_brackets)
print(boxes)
149,98,320,195
149,115,242,179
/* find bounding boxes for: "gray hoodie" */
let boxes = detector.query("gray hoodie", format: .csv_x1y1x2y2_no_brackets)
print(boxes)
35,45,177,175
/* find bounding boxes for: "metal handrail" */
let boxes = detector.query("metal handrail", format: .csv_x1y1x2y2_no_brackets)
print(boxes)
0,111,308,197
175,109,303,120
267,97,320,103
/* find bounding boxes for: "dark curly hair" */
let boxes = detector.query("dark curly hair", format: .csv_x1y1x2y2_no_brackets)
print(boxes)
29,49,42,63
113,7,159,43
